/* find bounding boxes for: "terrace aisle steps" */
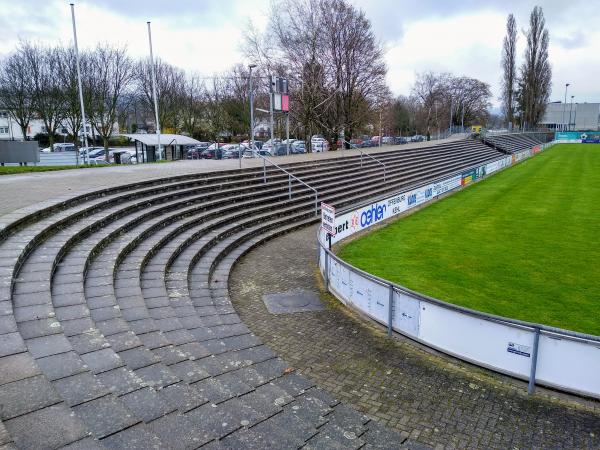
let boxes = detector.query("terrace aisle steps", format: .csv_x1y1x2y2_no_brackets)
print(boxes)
0,140,503,449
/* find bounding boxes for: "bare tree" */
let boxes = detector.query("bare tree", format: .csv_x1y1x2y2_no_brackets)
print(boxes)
501,14,517,128
87,44,134,158
135,58,186,133
517,6,551,130
58,46,91,149
0,44,35,139
24,43,66,148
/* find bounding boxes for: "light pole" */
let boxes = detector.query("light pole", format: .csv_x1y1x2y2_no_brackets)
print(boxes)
70,3,89,164
147,21,162,161
568,95,574,131
562,83,570,132
248,64,256,162
449,98,453,136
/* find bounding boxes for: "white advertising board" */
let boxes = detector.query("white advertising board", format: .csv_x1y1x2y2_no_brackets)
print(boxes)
330,173,463,244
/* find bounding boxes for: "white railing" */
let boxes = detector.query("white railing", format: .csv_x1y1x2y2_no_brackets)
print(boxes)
318,141,600,399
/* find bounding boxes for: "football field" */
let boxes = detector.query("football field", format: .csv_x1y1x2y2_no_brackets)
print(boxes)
338,144,600,335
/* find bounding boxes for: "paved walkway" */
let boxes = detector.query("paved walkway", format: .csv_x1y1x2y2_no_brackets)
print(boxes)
0,138,465,216
229,224,600,450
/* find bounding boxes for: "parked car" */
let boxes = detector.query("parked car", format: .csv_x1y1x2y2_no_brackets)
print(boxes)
271,144,291,156
187,142,211,159
262,138,282,153
311,138,329,153
291,140,306,154
382,136,394,145
410,135,424,142
222,145,243,159
242,148,272,159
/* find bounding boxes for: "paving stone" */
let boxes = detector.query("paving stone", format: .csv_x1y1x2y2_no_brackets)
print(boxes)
60,317,95,337
0,316,17,335
0,375,61,420
159,382,209,413
304,421,365,450
17,317,62,340
54,304,89,321
100,423,164,449
0,333,26,358
104,331,142,352
137,331,170,350
152,345,189,365
0,353,41,385
26,333,72,358
129,318,159,335
96,318,129,336
147,412,209,449
118,346,159,370
96,367,144,396
13,304,54,323
52,371,109,406
134,363,180,388
121,387,176,422
68,330,107,354
185,402,241,443
80,348,124,374
169,360,210,383
4,404,89,450
36,351,87,381
190,378,234,404
73,394,139,438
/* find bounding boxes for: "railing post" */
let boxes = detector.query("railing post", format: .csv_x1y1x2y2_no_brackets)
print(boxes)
387,284,394,337
528,327,541,395
315,194,318,216
288,174,291,199
263,157,266,183
360,152,363,167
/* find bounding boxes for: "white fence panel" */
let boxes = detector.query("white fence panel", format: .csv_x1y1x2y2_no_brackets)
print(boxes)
536,334,600,398
39,151,79,166
392,290,420,337
418,302,534,378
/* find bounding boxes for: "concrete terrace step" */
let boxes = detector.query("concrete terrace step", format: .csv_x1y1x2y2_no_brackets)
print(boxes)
0,140,505,448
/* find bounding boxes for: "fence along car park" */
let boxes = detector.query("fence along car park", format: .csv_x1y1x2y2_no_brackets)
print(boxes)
318,140,600,400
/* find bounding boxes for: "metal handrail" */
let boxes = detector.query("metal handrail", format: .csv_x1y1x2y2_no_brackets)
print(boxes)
256,153,319,216
340,139,387,182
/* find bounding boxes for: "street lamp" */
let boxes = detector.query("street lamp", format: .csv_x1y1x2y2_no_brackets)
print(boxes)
568,95,574,131
562,83,570,132
70,3,89,164
248,64,257,167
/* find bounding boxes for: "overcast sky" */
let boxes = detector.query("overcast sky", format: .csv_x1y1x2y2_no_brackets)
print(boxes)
1,0,598,109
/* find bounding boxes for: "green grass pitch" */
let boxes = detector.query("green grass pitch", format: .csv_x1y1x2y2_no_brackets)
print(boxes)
338,144,600,336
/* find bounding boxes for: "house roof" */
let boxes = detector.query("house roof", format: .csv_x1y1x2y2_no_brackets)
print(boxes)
120,134,201,146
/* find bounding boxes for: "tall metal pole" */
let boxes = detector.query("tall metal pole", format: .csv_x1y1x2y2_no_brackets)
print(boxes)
71,3,89,164
249,64,256,157
286,113,290,155
562,83,569,132
449,98,453,136
147,21,162,161
379,109,382,147
461,100,464,131
568,95,574,131
269,75,275,145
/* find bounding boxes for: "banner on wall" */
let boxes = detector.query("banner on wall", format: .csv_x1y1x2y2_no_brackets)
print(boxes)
581,132,600,144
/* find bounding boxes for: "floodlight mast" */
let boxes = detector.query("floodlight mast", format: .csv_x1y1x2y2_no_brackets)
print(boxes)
147,21,162,161
248,64,257,163
70,3,89,164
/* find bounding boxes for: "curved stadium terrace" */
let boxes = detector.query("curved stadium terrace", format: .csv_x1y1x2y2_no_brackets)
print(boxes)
0,136,599,449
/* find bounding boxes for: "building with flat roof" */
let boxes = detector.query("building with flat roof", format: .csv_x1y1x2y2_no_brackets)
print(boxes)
540,102,600,131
